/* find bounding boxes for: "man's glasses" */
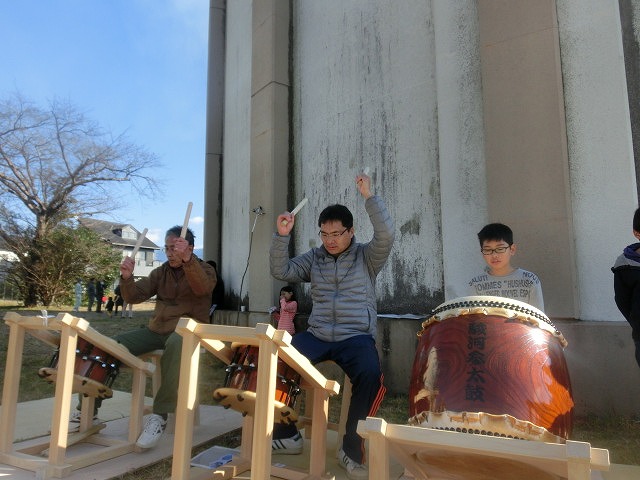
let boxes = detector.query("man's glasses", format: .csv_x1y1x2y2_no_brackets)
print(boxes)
481,246,511,255
318,228,349,239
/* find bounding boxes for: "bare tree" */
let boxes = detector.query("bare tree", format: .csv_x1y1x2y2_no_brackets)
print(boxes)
0,93,162,305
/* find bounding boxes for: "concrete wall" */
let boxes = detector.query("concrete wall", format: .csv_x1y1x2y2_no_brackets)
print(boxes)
211,0,640,319
478,0,576,318
557,0,637,320
433,2,489,301
203,0,226,267
291,1,445,312
619,0,640,199
220,0,253,307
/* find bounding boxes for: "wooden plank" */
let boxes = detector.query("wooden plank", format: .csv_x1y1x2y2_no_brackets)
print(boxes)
176,319,259,344
0,322,25,452
199,338,234,364
128,368,147,443
250,337,278,479
358,418,611,480
27,329,62,348
366,418,390,480
308,387,329,477
239,415,254,464
48,325,78,465
171,328,202,480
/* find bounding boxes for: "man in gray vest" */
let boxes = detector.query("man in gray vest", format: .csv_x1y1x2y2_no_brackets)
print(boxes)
269,172,395,479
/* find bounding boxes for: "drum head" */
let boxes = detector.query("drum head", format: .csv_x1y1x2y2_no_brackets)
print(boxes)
38,367,114,399
424,295,565,345
213,387,298,424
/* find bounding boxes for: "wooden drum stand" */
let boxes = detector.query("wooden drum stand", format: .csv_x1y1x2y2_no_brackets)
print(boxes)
0,312,155,479
172,320,341,480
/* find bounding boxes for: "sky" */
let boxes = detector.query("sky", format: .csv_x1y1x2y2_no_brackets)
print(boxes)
0,0,210,249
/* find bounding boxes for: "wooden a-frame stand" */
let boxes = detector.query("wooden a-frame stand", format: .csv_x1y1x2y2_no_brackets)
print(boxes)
0,312,155,479
357,417,610,480
171,320,341,480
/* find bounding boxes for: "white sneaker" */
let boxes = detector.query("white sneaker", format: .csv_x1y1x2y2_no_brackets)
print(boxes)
68,410,99,432
337,448,368,480
272,431,303,455
136,414,167,449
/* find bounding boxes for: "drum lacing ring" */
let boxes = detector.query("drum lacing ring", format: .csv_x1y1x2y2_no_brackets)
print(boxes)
431,299,557,329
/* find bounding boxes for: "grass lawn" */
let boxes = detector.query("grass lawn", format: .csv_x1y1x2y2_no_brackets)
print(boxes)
1,300,639,479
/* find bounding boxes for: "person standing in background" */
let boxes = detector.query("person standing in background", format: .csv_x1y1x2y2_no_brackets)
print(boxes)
269,285,297,336
73,279,82,312
96,280,105,313
86,278,96,312
612,207,640,368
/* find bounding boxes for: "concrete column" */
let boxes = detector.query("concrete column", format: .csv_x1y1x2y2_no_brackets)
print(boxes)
619,0,640,199
248,0,290,311
433,1,488,300
557,0,637,320
478,0,576,317
220,0,253,308
204,0,225,266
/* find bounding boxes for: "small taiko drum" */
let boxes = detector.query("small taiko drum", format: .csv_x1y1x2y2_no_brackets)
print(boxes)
213,344,301,424
38,337,120,399
409,296,574,444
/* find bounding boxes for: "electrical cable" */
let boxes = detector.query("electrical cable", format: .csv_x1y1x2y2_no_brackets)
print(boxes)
236,207,264,321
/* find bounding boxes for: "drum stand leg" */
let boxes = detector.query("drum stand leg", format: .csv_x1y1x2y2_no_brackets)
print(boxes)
77,396,97,432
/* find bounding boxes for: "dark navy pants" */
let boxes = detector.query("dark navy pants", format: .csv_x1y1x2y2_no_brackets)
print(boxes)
274,331,386,464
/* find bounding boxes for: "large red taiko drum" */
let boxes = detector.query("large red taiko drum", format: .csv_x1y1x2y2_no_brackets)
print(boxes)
409,296,574,444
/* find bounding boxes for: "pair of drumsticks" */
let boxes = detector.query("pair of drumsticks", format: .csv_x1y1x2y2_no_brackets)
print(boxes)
130,202,193,258
281,167,370,226
133,167,371,249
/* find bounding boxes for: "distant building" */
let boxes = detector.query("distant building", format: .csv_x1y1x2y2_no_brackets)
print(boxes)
79,218,161,278
0,247,18,282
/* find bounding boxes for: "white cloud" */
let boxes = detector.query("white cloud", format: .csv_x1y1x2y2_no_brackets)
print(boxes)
146,228,164,246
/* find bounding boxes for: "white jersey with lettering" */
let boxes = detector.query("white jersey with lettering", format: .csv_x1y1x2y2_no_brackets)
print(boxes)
466,267,544,312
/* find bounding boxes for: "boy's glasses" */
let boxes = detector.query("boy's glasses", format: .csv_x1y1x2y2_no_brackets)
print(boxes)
318,228,349,239
481,246,510,255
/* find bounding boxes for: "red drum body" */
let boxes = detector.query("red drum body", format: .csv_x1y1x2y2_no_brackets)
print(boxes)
409,296,574,443
38,337,120,399
213,345,301,424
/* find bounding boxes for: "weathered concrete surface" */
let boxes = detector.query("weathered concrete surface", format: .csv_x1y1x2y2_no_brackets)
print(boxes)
215,1,639,325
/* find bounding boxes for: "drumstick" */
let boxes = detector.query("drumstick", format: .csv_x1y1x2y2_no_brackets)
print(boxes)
357,167,370,187
180,202,193,238
130,228,148,258
281,197,308,226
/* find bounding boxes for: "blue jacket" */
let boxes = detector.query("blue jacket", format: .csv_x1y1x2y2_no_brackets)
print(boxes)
612,242,640,340
270,195,395,342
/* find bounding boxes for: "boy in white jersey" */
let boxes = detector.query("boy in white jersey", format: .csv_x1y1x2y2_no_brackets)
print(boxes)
467,223,544,311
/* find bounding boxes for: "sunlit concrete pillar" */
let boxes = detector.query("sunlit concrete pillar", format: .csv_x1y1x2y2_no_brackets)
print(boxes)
478,0,576,317
248,0,290,310
204,0,225,266
557,0,636,320
433,1,488,300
